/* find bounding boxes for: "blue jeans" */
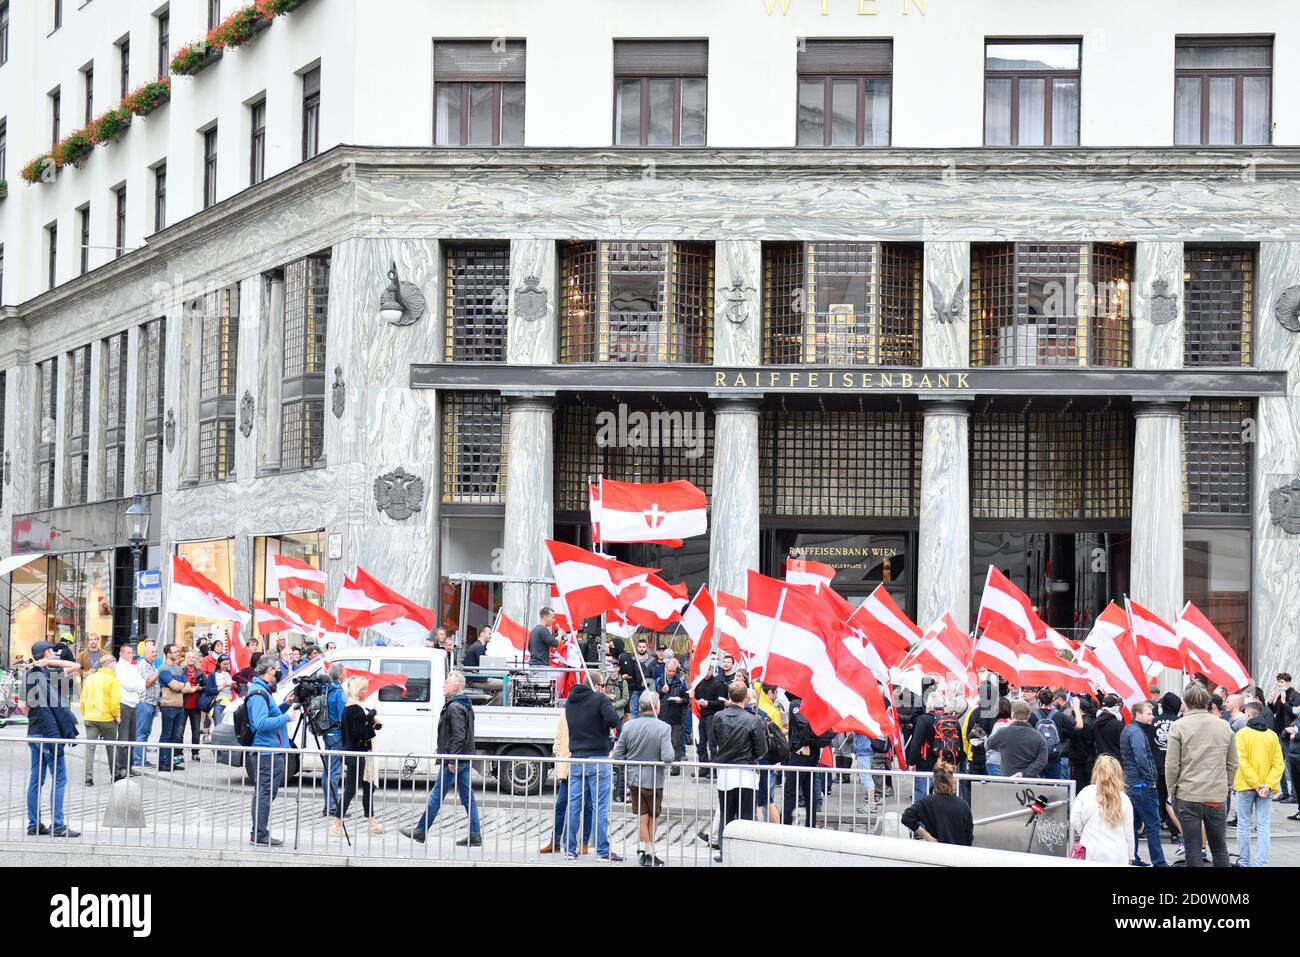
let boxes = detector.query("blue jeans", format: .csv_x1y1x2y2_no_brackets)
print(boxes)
418,761,481,837
914,772,931,800
132,700,158,766
1130,785,1166,865
553,778,593,846
1234,789,1273,867
1045,758,1063,780
323,735,344,814
159,706,185,769
565,760,611,858
629,691,642,721
249,751,286,842
27,743,67,830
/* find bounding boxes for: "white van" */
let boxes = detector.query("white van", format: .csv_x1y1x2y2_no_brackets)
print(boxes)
211,647,563,793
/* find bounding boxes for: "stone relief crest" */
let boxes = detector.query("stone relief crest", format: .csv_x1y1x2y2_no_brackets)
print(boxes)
331,366,346,419
927,279,965,324
719,278,756,325
374,467,425,521
1269,479,1300,535
239,391,256,438
514,275,548,322
164,409,176,452
2,450,10,487
1275,284,1300,334
1148,279,1178,325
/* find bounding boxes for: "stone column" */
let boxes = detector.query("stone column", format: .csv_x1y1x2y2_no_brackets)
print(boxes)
501,394,554,622
714,241,763,366
1130,399,1186,683
922,242,970,369
709,395,761,598
1253,242,1300,682
917,400,971,630
507,240,558,365
1133,242,1184,370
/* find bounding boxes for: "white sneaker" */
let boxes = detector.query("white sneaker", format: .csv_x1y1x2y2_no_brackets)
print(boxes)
1172,842,1185,861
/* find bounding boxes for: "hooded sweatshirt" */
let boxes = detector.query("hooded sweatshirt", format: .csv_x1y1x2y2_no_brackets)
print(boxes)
1233,714,1284,794
1150,692,1181,771
564,684,621,758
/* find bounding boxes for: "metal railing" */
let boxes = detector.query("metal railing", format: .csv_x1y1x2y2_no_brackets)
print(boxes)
0,736,1075,864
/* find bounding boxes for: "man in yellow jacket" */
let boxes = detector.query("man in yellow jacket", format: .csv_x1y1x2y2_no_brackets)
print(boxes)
79,653,123,785
1234,700,1285,867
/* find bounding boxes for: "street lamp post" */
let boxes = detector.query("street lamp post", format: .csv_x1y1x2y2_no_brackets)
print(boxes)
125,495,151,654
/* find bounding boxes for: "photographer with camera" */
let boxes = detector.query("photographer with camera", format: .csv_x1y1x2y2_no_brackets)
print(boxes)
322,662,347,818
333,676,390,836
243,655,301,847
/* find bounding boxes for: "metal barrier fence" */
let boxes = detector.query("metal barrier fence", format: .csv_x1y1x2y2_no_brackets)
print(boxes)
0,737,1075,865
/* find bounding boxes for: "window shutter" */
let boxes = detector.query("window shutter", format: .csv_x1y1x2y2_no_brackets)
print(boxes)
797,39,892,74
613,39,708,76
434,40,526,80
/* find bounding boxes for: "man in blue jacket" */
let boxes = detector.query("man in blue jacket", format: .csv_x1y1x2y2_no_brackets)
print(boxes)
1120,700,1165,866
246,655,300,847
321,662,346,818
25,641,82,838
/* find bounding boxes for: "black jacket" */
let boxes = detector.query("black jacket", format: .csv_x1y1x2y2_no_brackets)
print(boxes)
901,793,974,846
1271,687,1300,737
656,672,689,726
787,698,833,754
1094,709,1124,760
618,652,646,692
25,666,79,740
709,704,767,766
342,703,380,752
906,710,941,772
565,684,621,757
693,673,729,718
437,694,476,755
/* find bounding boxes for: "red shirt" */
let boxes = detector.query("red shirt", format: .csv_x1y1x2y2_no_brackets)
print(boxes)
200,654,218,676
183,665,203,709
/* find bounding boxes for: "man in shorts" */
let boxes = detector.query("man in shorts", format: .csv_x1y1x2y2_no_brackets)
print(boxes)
612,690,675,867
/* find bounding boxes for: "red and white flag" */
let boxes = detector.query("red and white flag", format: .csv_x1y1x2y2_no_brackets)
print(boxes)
1015,635,1093,694
784,557,836,589
544,540,650,625
1125,597,1185,670
848,586,920,671
253,600,309,637
1083,601,1130,649
681,586,716,691
284,592,347,642
1177,602,1251,692
1079,627,1148,705
227,621,252,676
269,552,326,597
336,567,438,646
592,478,706,545
341,668,408,699
617,574,688,631
901,613,974,685
971,616,1023,683
714,591,746,665
552,633,587,698
590,482,683,548
486,610,528,663
168,555,249,623
745,571,890,738
976,566,1047,645
549,585,574,635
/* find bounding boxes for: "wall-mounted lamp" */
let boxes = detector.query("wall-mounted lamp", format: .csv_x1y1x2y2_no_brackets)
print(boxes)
378,260,426,326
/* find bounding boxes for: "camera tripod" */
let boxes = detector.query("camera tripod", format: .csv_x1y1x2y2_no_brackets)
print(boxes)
290,703,350,850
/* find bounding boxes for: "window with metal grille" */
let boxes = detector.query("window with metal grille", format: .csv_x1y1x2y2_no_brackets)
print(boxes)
554,400,713,511
971,242,1130,368
1175,37,1271,146
972,405,1133,519
444,244,509,361
559,241,713,365
281,254,330,472
1184,245,1253,366
761,406,919,517
763,242,921,365
1183,399,1251,515
433,41,525,146
442,392,509,504
141,318,165,495
797,39,892,147
36,359,57,509
613,40,707,146
67,346,91,505
103,333,128,499
984,40,1080,146
198,289,237,483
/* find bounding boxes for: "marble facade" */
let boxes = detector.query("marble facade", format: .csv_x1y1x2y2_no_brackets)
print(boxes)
0,146,1297,678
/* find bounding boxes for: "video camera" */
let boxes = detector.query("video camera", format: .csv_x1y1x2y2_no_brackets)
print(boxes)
289,672,335,739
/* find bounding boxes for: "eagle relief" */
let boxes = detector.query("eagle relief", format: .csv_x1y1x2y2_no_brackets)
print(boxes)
374,467,425,521
927,278,965,324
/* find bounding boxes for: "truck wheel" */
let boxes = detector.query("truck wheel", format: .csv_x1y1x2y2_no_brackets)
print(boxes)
497,746,546,795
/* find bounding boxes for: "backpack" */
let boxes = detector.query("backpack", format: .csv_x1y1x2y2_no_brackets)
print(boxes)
763,717,791,765
1037,712,1062,758
233,688,272,747
924,712,963,765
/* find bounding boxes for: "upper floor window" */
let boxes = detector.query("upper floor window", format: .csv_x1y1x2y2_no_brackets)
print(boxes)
103,332,128,500
78,205,90,274
796,39,891,147
0,2,9,66
154,161,167,231
119,37,130,100
249,99,265,184
203,125,218,208
140,318,166,495
46,221,58,289
433,40,525,146
280,254,331,472
207,0,221,31
114,185,127,257
971,242,1131,368
441,392,509,504
36,358,58,509
67,345,91,505
613,40,707,147
197,288,238,484
560,241,714,364
444,244,510,361
156,10,169,79
302,67,321,160
0,119,7,180
1184,245,1254,366
764,242,921,365
1175,38,1271,146
50,90,61,146
984,40,1080,146
1184,398,1252,515
52,0,62,33
83,65,94,125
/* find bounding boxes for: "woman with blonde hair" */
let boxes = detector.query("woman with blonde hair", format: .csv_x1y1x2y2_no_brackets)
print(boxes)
333,675,389,836
1069,753,1135,864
